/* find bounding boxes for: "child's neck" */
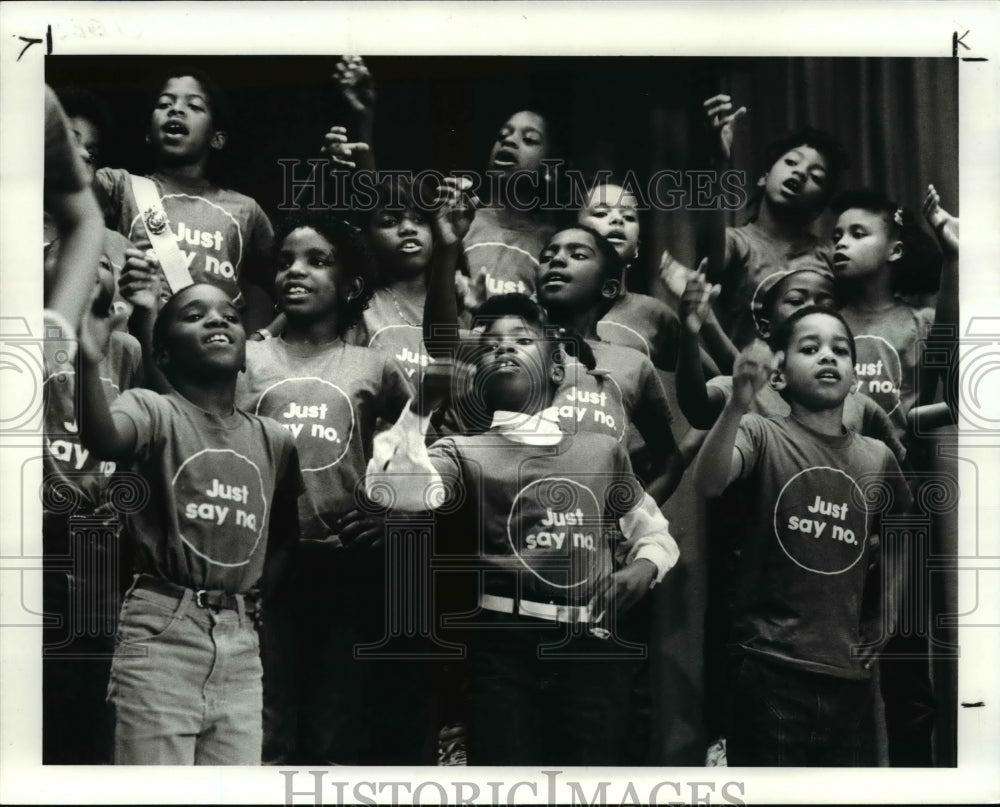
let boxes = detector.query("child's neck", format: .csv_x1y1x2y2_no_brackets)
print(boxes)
755,199,813,243
388,273,427,300
171,375,237,417
156,156,210,184
490,392,556,418
788,399,847,436
490,196,537,227
545,302,603,340
849,268,896,312
283,313,342,347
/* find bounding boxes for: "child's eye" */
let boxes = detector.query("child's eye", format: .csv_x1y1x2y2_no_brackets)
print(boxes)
378,215,397,227
784,295,805,306
516,337,535,346
810,172,826,186
834,346,849,356
571,251,588,260
801,345,817,354
524,136,541,146
224,313,240,324
589,210,607,218
624,213,637,222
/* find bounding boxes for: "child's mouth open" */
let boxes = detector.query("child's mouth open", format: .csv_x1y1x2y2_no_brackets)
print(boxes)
162,120,190,138
492,148,518,169
282,283,312,300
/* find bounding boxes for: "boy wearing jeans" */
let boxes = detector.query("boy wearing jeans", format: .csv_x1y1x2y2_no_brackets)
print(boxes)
694,306,911,766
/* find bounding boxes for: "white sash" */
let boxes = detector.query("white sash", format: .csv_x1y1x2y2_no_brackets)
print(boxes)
129,174,193,293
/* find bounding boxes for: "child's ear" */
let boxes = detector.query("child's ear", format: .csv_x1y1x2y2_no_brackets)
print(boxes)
210,131,227,152
887,240,904,263
757,173,768,188
757,317,773,339
549,361,566,387
769,349,786,391
342,276,364,301
601,278,622,301
153,347,169,370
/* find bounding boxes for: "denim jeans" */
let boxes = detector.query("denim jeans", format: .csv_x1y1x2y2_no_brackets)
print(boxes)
726,652,878,767
107,581,262,765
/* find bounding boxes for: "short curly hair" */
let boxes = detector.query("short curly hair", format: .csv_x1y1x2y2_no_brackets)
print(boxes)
272,212,377,336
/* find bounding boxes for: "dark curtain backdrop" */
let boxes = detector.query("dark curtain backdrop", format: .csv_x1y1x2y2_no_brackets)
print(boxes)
45,55,958,766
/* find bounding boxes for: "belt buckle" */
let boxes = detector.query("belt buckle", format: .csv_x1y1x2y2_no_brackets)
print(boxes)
195,589,208,609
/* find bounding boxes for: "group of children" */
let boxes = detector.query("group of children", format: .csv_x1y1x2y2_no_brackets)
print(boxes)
39,61,959,767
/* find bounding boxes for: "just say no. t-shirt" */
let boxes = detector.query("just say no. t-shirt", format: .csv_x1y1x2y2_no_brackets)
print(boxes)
111,389,302,593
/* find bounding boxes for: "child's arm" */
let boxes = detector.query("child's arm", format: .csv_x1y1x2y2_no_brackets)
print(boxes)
676,265,730,428
694,340,774,498
77,299,139,462
332,56,376,173
630,364,685,505
259,446,303,599
923,184,959,416
698,94,746,288
364,360,455,512
43,87,105,335
423,178,478,359
588,450,680,619
118,250,173,394
857,450,915,667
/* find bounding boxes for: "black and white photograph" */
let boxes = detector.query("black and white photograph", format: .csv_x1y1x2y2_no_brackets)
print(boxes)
1,2,997,804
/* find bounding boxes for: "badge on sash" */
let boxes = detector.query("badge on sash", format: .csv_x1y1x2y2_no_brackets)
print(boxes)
143,207,168,236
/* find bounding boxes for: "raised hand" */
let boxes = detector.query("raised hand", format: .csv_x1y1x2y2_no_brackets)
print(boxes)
922,184,959,253
732,339,777,411
119,249,166,311
334,56,376,113
679,259,721,335
703,94,747,163
320,125,371,169
78,285,117,364
430,177,480,246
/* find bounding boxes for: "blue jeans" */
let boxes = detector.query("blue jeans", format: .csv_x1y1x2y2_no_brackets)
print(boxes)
107,580,262,765
726,653,878,766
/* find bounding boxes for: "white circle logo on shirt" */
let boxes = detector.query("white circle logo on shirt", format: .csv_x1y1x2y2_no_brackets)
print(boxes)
852,335,903,416
172,449,267,567
772,466,869,575
506,477,605,589
255,377,354,472
553,369,627,442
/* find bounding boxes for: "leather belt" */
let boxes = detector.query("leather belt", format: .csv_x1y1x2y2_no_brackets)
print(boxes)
133,574,261,615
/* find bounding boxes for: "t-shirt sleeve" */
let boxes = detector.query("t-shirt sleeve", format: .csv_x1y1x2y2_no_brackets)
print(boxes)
112,331,144,392
916,306,935,339
880,447,914,516
732,412,766,480
631,356,675,451
859,394,907,464
242,202,276,288
377,353,417,422
724,226,748,274
44,87,88,196
607,441,645,518
93,167,128,230
109,388,165,462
